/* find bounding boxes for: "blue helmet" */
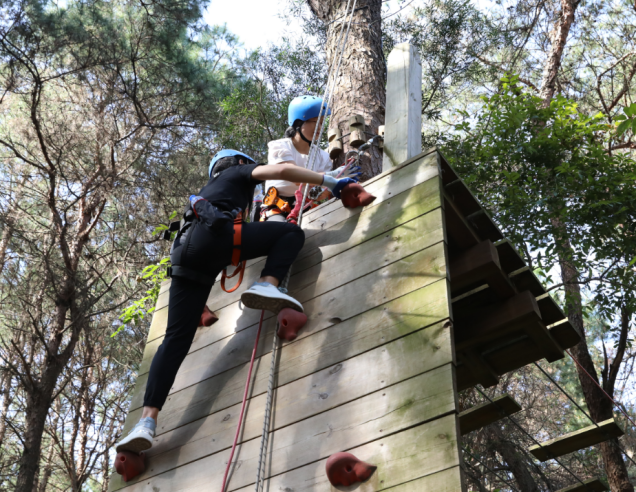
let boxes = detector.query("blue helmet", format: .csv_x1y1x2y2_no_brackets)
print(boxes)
288,95,331,127
209,149,255,176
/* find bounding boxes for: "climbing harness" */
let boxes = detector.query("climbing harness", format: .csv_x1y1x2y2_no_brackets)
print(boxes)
220,211,246,293
259,186,293,221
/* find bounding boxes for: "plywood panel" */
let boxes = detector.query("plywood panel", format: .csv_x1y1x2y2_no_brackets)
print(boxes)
111,366,457,492
109,334,453,489
123,279,451,436
232,417,462,492
126,240,447,413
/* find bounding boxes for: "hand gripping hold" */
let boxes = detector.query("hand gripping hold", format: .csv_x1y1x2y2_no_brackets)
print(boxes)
340,182,376,209
114,451,146,482
199,305,218,327
325,452,377,487
277,308,308,341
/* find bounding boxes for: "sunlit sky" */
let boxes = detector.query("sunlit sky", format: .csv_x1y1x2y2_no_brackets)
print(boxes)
202,0,413,52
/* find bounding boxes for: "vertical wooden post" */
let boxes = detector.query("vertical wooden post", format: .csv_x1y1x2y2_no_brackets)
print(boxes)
382,43,422,172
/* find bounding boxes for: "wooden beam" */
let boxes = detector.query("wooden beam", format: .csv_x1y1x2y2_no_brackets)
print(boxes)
443,195,481,250
454,291,563,363
556,478,608,492
494,239,526,274
459,394,522,435
457,351,499,388
529,419,624,462
382,43,422,172
449,240,515,299
509,266,545,296
466,209,504,243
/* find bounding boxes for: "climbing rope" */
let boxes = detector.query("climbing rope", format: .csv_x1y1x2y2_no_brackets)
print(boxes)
252,3,360,490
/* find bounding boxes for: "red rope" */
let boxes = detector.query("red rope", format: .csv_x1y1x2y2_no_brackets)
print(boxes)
221,309,265,492
565,349,636,428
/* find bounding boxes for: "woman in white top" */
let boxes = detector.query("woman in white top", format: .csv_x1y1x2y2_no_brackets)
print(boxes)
263,95,360,222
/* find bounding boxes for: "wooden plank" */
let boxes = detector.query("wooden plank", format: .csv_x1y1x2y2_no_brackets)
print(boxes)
109,335,454,489
231,423,462,492
449,240,515,299
494,238,526,273
537,293,567,326
295,175,442,274
443,195,480,250
509,266,545,296
111,367,458,492
529,419,624,462
303,150,439,227
134,212,445,383
467,209,504,243
289,208,444,303
124,278,451,432
454,288,564,362
459,394,521,435
382,42,422,172
557,478,608,492
456,321,580,391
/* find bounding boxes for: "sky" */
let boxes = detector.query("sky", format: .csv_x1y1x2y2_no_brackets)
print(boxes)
202,0,412,52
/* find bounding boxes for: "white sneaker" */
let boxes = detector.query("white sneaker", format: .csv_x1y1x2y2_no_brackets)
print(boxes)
241,282,303,314
115,417,156,453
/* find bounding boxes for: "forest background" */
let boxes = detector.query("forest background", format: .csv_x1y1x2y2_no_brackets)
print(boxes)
0,0,635,490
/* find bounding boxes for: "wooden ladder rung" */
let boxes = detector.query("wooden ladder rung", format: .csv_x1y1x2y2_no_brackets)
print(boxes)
459,394,521,435
556,478,608,492
529,419,624,462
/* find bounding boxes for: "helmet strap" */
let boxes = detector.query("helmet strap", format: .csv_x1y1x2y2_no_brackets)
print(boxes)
297,124,313,145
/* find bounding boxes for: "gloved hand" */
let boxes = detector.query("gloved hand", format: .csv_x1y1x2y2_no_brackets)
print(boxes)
325,165,362,181
189,195,206,208
322,176,356,199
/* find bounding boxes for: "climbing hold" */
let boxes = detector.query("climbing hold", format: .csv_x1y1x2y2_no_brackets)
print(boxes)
326,452,377,487
199,305,218,327
277,308,308,341
340,182,376,209
114,451,146,482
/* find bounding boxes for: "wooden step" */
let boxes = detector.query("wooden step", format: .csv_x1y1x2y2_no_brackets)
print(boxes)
455,319,580,391
449,240,515,299
454,291,563,362
459,395,522,435
556,478,608,492
529,419,624,462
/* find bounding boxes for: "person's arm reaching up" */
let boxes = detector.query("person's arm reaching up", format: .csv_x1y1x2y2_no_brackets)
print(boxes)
251,164,355,199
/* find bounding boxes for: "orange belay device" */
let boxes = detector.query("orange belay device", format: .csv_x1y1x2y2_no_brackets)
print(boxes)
262,186,291,219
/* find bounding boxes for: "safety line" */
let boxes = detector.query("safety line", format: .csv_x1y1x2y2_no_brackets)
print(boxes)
475,385,596,492
565,349,636,428
462,447,521,492
532,361,636,469
221,309,266,492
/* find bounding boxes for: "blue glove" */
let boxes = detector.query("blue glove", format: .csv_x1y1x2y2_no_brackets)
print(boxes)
322,177,356,199
189,195,205,207
326,165,362,181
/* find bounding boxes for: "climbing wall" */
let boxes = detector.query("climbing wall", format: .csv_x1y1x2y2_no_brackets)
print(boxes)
109,148,463,492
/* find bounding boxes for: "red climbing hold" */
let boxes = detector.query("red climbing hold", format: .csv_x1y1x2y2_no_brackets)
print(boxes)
114,451,146,482
340,182,376,209
199,305,218,327
326,452,377,487
277,308,308,341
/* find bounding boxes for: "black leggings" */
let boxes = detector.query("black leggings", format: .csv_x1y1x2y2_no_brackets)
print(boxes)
143,221,304,409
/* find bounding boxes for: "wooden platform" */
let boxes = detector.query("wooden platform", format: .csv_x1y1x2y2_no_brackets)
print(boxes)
459,394,521,435
110,150,464,491
529,418,624,462
557,478,608,492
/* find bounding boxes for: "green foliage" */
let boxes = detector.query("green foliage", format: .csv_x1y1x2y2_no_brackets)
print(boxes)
442,75,636,322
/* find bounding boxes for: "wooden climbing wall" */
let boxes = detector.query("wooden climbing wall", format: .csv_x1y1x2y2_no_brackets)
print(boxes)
109,148,463,492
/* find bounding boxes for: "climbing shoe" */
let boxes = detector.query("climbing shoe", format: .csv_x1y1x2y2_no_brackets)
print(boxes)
241,282,303,314
115,417,156,453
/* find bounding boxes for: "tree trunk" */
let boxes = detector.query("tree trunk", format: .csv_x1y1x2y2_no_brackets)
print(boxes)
307,0,386,179
539,0,582,101
488,427,540,492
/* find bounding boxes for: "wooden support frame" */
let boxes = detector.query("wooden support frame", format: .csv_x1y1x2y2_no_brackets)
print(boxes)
529,419,624,462
459,394,522,435
556,478,608,492
449,240,515,299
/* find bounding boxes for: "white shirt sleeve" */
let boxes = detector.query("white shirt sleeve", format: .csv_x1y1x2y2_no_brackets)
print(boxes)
316,149,334,174
268,139,296,165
